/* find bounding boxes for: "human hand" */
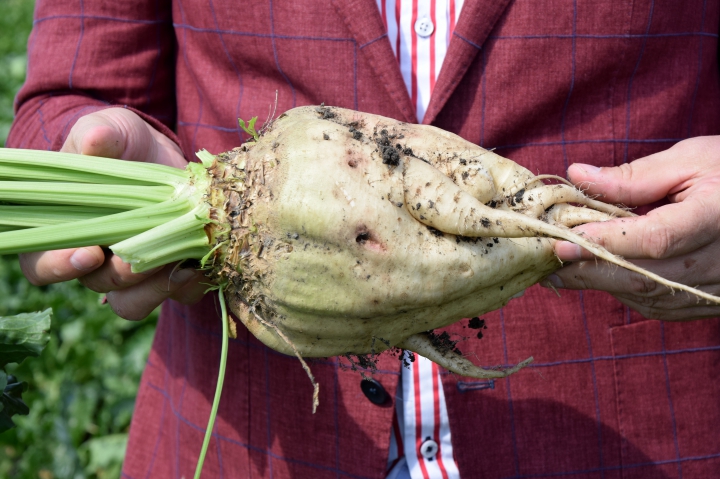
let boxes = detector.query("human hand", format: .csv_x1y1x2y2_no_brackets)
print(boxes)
545,136,720,320
19,108,206,320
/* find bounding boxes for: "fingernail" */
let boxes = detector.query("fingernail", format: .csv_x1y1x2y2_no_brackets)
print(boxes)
546,274,564,289
170,268,197,284
70,248,102,271
575,163,601,175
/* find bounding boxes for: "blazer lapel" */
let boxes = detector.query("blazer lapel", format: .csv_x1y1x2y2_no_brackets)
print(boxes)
423,0,514,125
331,0,417,123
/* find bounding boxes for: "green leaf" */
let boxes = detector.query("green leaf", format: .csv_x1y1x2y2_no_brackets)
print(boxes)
0,309,51,433
0,309,51,368
238,116,260,141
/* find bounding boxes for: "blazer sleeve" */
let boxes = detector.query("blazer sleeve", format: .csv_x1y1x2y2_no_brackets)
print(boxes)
6,0,179,151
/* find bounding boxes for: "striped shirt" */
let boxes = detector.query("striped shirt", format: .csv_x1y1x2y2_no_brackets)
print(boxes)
387,353,461,479
377,0,464,122
377,1,464,478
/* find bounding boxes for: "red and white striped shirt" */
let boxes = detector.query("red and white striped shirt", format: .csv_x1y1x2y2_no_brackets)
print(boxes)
377,1,465,478
377,0,464,122
387,352,461,479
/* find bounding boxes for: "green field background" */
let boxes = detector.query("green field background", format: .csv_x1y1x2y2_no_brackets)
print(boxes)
0,2,159,477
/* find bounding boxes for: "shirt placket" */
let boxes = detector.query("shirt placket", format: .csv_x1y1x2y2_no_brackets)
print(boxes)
379,1,463,478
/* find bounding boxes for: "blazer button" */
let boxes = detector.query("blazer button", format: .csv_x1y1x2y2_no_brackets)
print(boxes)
360,379,388,405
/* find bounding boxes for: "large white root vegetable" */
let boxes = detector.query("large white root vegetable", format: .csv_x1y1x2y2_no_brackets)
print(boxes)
206,105,720,380
2,105,719,386
18,105,710,470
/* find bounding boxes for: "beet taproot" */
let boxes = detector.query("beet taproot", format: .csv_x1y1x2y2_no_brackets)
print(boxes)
199,105,718,380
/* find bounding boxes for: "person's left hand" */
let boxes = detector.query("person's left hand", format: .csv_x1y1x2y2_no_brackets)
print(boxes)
543,136,720,320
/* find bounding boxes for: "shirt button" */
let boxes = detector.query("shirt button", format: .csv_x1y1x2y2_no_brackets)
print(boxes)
360,379,389,405
414,17,435,38
420,438,439,460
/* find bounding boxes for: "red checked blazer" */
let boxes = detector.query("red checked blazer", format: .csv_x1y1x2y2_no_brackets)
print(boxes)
9,1,720,478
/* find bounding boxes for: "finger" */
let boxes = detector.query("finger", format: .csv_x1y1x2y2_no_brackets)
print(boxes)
542,258,720,320
612,285,720,312
547,250,717,295
169,278,207,305
554,196,719,261
106,265,203,321
611,294,720,321
544,260,663,296
19,247,105,286
78,253,162,293
566,137,717,206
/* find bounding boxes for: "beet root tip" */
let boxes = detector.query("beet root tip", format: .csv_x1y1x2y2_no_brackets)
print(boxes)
398,332,533,379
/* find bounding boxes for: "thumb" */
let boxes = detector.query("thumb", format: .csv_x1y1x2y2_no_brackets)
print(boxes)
567,149,693,207
60,108,159,162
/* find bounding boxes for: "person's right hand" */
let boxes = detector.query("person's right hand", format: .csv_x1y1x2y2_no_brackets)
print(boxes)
19,108,206,320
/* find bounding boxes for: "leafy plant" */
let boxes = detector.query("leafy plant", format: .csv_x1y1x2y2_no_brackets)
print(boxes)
0,2,160,478
0,309,51,432
0,256,158,478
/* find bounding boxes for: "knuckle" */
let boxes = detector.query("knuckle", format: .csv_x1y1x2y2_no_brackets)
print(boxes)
618,297,666,320
631,294,661,311
642,226,675,259
77,276,108,293
627,273,662,296
667,136,720,175
614,163,642,205
672,137,705,157
111,269,140,289
616,163,636,184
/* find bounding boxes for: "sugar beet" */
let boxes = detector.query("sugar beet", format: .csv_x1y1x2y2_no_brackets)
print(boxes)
205,105,698,379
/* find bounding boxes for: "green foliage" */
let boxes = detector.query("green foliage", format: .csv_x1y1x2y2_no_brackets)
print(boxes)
0,309,51,367
0,3,159,477
1,309,51,432
0,0,35,147
0,256,158,478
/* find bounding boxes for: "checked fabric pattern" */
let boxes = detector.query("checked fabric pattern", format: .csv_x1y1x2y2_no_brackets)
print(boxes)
9,0,720,478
